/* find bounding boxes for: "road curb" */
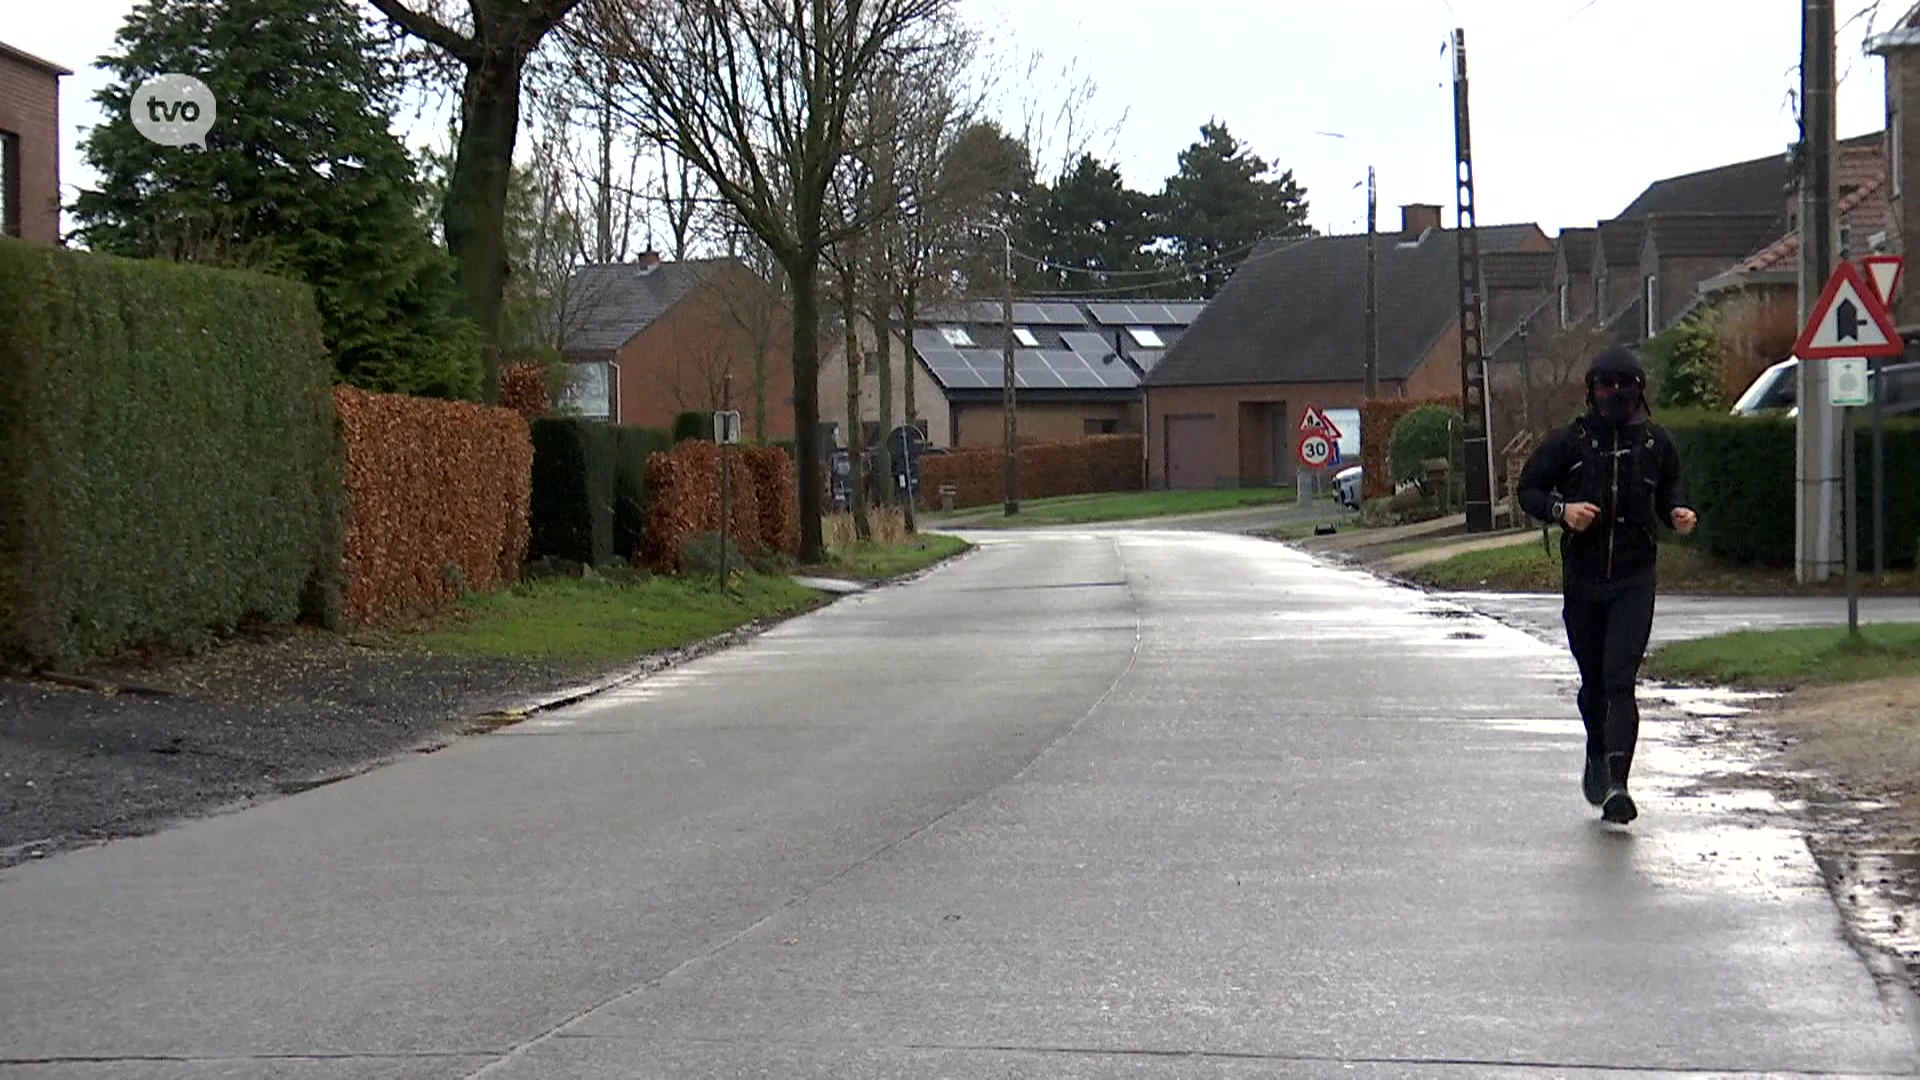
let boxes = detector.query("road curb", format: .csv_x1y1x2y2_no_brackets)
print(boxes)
460,541,977,732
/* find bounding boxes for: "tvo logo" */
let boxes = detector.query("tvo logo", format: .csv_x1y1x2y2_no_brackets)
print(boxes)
131,74,216,148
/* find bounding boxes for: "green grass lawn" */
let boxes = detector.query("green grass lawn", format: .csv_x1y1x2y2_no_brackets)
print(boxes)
1405,536,1920,595
406,572,823,668
1647,623,1920,689
815,532,970,580
941,487,1300,527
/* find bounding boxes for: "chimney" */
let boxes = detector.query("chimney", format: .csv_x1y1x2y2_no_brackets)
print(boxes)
636,250,661,273
1400,204,1443,239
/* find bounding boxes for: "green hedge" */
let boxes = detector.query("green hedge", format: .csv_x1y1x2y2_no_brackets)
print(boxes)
613,426,673,562
1662,409,1920,569
672,410,708,443
529,420,672,566
529,418,616,566
0,238,343,667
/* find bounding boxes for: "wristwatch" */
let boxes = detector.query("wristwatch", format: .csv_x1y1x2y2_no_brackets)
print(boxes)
1550,499,1566,524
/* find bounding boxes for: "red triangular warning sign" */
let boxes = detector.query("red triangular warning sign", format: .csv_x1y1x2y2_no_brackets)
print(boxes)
1297,405,1343,440
1793,261,1905,359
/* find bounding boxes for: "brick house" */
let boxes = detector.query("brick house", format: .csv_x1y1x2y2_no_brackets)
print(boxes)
1632,212,1790,336
556,253,797,440
815,314,950,449
1551,227,1598,329
1870,6,1920,329
1141,204,1551,490
0,40,69,244
1572,134,1882,345
1589,218,1648,336
903,296,1205,450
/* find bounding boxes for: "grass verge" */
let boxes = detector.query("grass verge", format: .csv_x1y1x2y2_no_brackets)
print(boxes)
935,487,1298,527
821,533,970,579
1403,536,1920,595
810,506,972,581
1646,623,1920,689
405,572,822,669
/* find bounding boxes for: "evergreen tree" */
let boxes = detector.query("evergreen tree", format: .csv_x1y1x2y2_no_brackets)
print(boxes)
1017,153,1163,294
1156,120,1311,297
72,0,482,399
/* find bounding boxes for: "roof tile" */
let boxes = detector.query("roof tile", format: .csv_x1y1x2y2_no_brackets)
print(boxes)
1145,223,1548,387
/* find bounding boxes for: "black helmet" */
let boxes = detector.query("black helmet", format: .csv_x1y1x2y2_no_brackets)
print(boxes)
1585,345,1647,389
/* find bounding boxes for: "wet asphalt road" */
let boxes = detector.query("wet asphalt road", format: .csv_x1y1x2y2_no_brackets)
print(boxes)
1435,591,1920,648
3,531,1919,1078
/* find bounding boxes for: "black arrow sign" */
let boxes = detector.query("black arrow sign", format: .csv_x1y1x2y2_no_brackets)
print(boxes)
1836,299,1861,341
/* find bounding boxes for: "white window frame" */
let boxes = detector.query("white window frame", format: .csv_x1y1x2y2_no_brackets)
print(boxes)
939,326,974,347
1558,283,1570,328
1644,274,1660,337
1012,327,1039,348
1126,326,1165,348
557,361,611,419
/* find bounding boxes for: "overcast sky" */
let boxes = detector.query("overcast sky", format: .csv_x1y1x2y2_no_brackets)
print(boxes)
5,0,1899,243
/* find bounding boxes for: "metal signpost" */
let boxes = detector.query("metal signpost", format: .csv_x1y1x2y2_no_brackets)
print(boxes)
1863,255,1905,582
713,376,742,593
1295,406,1341,503
1791,259,1905,635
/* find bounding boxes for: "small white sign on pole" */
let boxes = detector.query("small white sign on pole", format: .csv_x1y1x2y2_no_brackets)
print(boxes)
1828,358,1871,407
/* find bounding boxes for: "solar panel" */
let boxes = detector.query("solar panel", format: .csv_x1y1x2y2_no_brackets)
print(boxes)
1163,302,1205,324
1012,302,1047,323
1130,349,1164,374
941,367,990,389
915,328,961,353
1088,302,1135,326
1062,331,1118,359
1037,303,1083,325
1127,303,1172,324
1048,351,1104,389
969,301,1004,323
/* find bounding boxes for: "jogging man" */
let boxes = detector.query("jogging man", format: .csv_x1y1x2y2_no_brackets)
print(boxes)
1516,345,1696,824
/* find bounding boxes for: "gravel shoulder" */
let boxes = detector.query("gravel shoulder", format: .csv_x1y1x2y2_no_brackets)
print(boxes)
0,628,575,867
1692,675,1920,986
0,598,837,869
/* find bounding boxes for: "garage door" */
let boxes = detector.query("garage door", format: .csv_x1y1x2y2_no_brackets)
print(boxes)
1163,415,1216,489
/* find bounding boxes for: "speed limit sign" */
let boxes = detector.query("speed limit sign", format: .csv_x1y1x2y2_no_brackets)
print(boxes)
1296,429,1334,469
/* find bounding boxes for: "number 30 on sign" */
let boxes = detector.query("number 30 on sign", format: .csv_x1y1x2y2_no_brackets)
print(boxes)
1296,430,1334,469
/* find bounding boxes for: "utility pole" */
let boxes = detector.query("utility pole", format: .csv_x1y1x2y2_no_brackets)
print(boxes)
1452,27,1497,533
1797,0,1841,583
1518,322,1536,435
719,372,732,593
1001,222,1019,516
1365,165,1379,398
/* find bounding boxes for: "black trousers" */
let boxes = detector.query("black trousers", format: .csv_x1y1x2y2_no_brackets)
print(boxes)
1561,578,1656,782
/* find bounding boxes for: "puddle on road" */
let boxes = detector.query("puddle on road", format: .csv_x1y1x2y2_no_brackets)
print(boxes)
1640,682,1780,719
1624,688,1920,997
1818,852,1920,976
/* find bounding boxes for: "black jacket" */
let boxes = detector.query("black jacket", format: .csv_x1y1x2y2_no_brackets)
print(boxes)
1516,413,1688,587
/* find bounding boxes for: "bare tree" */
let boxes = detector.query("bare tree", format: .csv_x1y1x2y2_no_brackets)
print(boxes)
369,0,586,401
825,117,879,538
862,42,982,523
702,223,788,441
575,0,962,562
1009,50,1125,186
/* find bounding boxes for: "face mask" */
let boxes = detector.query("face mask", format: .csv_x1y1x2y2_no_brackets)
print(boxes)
1593,387,1636,424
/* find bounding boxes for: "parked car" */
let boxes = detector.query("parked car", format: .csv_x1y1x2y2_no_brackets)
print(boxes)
1729,354,1920,418
1332,465,1363,509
